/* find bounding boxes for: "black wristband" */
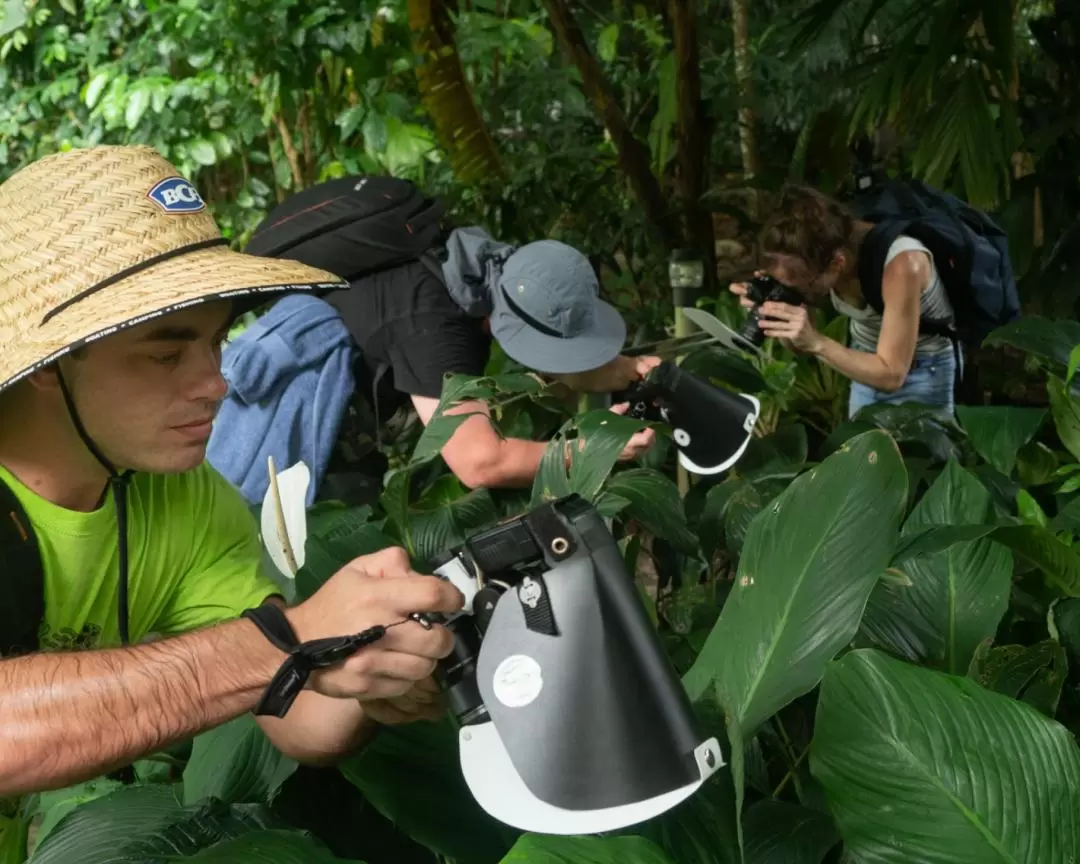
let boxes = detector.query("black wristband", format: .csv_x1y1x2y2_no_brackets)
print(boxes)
242,604,389,718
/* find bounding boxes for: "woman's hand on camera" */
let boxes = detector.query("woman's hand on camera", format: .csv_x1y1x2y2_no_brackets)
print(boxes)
728,270,765,311
758,302,824,354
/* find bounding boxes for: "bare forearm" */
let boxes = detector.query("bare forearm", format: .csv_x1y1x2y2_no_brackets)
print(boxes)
257,690,378,766
0,616,281,796
812,336,906,391
475,438,550,488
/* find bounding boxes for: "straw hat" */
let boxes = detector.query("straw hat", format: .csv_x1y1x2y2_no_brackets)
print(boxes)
0,144,346,392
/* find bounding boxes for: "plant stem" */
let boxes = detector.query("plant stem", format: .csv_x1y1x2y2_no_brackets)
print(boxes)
771,740,811,798
772,715,806,799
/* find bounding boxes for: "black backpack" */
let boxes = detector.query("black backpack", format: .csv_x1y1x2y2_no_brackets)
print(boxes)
244,175,446,282
0,479,44,657
851,177,1021,346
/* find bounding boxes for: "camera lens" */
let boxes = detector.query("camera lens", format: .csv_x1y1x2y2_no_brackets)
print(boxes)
737,308,767,347
434,616,489,727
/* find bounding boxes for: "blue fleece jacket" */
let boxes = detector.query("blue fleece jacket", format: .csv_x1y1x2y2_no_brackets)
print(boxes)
207,294,357,507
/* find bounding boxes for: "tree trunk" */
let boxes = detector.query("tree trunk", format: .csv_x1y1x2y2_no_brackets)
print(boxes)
731,0,760,196
543,0,681,251
408,0,503,185
670,0,716,292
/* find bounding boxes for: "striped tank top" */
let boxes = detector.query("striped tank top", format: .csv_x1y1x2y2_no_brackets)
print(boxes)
831,236,955,355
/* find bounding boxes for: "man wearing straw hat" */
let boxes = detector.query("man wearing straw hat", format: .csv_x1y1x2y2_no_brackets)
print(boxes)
0,145,464,797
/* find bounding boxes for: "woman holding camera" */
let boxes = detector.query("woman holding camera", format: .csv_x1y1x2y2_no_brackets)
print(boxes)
730,185,958,419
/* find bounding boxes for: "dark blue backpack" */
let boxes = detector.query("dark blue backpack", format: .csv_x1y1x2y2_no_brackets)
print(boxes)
851,178,1021,346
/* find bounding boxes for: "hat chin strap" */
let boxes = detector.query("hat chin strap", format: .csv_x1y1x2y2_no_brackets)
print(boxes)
56,371,134,646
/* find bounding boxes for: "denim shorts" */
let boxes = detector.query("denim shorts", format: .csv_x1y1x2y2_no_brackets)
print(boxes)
847,343,960,420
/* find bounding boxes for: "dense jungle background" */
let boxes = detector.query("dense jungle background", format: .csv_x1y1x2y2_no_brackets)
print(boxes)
2,0,1080,862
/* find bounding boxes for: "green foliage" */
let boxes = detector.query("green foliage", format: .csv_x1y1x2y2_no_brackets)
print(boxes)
811,649,1080,863
20,314,1080,863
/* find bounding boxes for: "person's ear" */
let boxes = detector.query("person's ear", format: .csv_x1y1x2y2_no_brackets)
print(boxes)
25,365,63,393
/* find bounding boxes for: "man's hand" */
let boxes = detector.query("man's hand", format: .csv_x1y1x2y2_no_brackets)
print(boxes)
609,402,656,462
286,547,464,703
363,676,446,725
757,302,825,354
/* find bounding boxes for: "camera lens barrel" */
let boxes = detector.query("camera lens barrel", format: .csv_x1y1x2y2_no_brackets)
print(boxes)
435,615,489,727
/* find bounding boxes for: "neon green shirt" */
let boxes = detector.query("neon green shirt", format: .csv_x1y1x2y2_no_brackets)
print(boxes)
0,462,280,651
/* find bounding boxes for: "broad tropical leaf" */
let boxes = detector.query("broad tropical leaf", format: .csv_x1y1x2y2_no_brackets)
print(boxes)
864,460,1012,675
683,429,907,734
1048,375,1080,462
408,481,499,567
28,786,288,864
0,815,27,864
984,316,1080,370
294,509,398,601
742,799,839,864
968,639,1068,717
183,713,297,807
186,830,358,862
889,518,1080,597
500,834,677,863
604,468,698,553
955,405,1047,476
682,430,906,852
811,649,1080,864
1050,598,1080,667
531,409,645,506
339,718,518,863
27,778,126,855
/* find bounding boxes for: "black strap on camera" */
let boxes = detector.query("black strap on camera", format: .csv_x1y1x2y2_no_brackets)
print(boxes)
242,604,389,718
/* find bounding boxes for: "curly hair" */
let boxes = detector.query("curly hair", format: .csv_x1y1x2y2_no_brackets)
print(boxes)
759,185,856,277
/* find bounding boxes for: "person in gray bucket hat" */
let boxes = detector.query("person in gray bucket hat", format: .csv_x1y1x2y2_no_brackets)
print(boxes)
482,237,628,375
232,176,659,497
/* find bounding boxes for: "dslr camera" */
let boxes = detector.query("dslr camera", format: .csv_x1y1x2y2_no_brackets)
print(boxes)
738,274,804,348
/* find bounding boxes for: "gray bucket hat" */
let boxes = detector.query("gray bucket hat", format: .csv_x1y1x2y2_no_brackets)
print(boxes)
489,240,625,374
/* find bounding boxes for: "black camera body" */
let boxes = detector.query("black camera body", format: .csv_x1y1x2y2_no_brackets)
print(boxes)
738,274,805,348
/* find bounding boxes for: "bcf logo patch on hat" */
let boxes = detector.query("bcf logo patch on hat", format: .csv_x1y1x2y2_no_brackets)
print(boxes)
147,177,206,214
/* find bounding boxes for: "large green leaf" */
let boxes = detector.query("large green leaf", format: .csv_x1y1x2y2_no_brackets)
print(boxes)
742,800,838,864
1050,597,1080,664
968,638,1068,717
28,778,126,855
500,834,676,863
339,718,517,863
409,482,499,567
1048,375,1080,462
531,409,645,506
984,316,1080,370
683,429,906,734
294,509,398,600
866,461,1012,674
810,649,1080,863
0,815,27,864
682,430,906,852
27,785,290,864
186,830,359,862
604,468,698,553
183,714,297,807
886,519,1080,598
955,405,1046,476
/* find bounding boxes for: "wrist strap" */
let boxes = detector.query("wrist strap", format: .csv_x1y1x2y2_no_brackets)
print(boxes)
242,604,388,718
